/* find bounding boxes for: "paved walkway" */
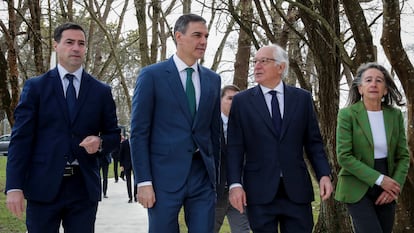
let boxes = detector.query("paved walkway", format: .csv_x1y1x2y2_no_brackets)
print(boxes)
94,178,148,233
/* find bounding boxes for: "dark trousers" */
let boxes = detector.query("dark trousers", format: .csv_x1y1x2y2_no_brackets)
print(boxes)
100,164,109,196
347,195,395,233
26,173,98,233
124,167,137,200
112,157,119,182
215,187,250,233
347,158,395,233
247,180,313,233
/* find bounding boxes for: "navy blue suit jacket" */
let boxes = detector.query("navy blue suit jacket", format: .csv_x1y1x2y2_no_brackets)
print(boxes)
226,84,331,205
130,57,221,192
6,68,120,202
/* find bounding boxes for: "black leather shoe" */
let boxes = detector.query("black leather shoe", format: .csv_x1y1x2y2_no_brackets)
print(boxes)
128,199,132,203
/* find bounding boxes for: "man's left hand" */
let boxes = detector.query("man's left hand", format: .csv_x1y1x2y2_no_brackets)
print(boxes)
79,135,101,154
319,175,333,201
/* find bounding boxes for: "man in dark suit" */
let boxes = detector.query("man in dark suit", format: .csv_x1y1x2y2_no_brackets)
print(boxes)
5,22,120,233
119,137,137,203
215,85,250,233
226,44,333,233
130,14,221,233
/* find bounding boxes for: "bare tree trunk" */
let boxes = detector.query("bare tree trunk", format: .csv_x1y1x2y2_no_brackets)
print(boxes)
2,0,20,127
0,47,12,129
135,0,151,66
28,0,45,74
233,0,252,90
342,0,376,70
381,0,414,232
149,0,161,64
183,0,191,13
297,0,352,232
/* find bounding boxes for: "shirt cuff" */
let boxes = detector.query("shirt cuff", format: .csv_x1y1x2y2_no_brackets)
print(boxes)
6,189,23,194
375,174,384,186
137,181,152,187
229,183,242,190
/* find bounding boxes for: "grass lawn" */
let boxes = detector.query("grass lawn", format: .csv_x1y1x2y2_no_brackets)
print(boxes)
0,156,26,233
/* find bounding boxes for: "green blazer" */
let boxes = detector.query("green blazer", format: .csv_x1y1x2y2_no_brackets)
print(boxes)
335,101,410,203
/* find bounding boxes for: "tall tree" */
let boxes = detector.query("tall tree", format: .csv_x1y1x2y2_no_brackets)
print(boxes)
28,0,45,74
295,0,348,232
1,0,20,127
232,0,253,90
381,0,414,231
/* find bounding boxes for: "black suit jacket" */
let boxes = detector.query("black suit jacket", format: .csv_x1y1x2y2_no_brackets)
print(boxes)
119,139,132,170
216,120,227,199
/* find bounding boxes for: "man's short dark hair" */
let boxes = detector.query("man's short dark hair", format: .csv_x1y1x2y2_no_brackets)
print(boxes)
54,22,86,42
221,84,241,98
174,14,206,36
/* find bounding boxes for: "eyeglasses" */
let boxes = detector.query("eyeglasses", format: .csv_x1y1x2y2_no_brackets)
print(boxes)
252,58,277,65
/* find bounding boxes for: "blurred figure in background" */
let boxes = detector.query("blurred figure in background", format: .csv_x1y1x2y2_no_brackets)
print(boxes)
215,85,250,233
119,135,137,203
99,152,112,198
111,136,122,183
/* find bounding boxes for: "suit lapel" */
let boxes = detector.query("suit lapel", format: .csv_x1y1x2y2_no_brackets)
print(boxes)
353,101,374,146
165,58,193,125
194,65,211,126
249,86,277,136
280,84,296,139
50,68,71,123
382,106,394,150
71,71,93,124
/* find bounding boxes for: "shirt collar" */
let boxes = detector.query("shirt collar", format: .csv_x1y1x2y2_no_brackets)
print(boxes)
221,112,228,123
260,81,284,95
173,54,198,73
58,64,83,81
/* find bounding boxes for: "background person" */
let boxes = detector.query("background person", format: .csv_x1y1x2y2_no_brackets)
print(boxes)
110,137,121,183
335,62,410,233
215,84,250,233
129,13,221,233
99,152,112,198
5,22,120,233
226,44,333,233
119,136,137,203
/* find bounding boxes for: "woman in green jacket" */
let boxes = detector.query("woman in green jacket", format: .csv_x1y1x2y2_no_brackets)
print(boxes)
335,62,410,233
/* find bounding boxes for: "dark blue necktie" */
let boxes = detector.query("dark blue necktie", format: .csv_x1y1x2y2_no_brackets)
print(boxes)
185,68,196,118
65,74,77,121
269,90,282,137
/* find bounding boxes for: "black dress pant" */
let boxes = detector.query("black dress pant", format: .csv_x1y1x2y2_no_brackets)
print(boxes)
347,158,395,233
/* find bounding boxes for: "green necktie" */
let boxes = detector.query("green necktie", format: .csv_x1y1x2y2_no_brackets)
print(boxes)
185,67,196,117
